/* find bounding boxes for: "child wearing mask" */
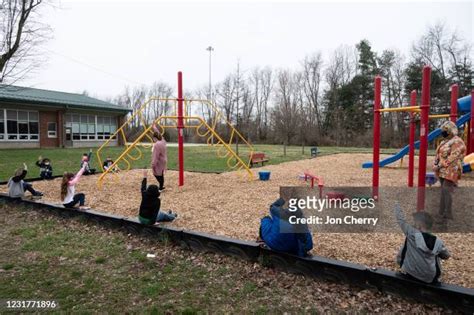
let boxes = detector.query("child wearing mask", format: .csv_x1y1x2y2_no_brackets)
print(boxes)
81,149,96,175
36,156,53,179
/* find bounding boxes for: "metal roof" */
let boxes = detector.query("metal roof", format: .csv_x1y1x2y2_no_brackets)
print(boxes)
0,84,130,113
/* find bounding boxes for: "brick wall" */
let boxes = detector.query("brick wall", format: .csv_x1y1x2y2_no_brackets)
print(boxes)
39,111,59,147
117,115,125,146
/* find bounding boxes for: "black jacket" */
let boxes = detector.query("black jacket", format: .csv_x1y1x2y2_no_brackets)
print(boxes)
12,170,27,182
36,160,53,177
139,178,160,224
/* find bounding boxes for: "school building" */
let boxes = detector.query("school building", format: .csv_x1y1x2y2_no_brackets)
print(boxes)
0,85,130,149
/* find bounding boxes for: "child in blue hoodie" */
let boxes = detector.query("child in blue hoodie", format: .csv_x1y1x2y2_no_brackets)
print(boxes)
259,198,313,257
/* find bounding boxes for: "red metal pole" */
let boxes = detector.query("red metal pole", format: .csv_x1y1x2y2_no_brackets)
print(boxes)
450,84,458,123
177,71,184,187
416,66,431,211
469,90,474,154
408,90,417,187
372,76,382,200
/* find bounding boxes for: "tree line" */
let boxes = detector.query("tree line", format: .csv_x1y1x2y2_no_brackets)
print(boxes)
110,22,473,148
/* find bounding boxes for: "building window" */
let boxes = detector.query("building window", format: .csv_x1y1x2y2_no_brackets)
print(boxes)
0,109,39,141
47,122,57,138
64,114,117,141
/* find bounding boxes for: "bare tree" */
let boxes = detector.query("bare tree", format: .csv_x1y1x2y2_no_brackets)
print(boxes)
272,69,300,156
412,22,473,89
301,52,323,142
323,45,358,144
0,0,51,83
249,66,273,141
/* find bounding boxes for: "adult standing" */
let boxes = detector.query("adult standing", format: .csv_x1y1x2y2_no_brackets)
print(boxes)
433,121,466,219
151,124,167,191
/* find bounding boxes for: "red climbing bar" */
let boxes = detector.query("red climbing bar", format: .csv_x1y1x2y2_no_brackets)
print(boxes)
416,66,431,211
408,90,417,187
372,76,382,200
450,84,458,123
177,71,184,186
469,90,474,154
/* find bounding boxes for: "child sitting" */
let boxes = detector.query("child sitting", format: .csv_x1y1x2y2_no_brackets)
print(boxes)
395,203,450,283
103,157,119,172
258,198,313,257
36,156,53,179
81,149,96,175
8,163,43,198
61,162,90,210
138,169,177,225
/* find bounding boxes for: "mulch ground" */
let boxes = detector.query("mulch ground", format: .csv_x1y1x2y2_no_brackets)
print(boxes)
2,153,473,288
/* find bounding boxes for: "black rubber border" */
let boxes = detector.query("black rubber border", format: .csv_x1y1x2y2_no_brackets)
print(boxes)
0,194,473,313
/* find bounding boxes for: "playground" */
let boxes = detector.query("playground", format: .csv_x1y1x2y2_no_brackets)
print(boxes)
1,68,474,312
4,152,473,287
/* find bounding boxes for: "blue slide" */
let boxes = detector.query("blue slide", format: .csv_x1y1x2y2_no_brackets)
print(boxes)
362,95,472,169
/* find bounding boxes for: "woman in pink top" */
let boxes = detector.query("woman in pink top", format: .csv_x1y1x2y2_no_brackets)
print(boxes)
60,162,90,209
151,124,167,191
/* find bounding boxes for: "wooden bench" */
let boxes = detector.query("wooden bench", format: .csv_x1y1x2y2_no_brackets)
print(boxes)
249,152,269,168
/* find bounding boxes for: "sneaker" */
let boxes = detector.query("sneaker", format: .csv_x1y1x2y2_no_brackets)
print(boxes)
159,187,166,192
34,192,44,197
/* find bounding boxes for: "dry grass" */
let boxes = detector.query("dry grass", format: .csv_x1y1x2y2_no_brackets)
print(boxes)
2,153,473,288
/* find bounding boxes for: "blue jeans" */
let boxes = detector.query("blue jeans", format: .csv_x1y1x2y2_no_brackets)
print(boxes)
63,193,86,208
157,211,176,222
22,182,38,195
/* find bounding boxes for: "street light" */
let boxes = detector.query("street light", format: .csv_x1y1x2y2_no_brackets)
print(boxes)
206,46,214,100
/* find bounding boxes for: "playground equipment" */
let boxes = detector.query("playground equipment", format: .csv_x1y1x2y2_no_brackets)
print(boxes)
258,170,271,181
95,72,255,189
464,153,474,173
301,172,324,198
363,65,474,211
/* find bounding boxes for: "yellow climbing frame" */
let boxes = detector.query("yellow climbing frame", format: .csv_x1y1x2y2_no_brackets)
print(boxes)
96,98,255,189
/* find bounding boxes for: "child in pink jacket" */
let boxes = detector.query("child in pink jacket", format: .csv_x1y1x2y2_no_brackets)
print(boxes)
151,124,167,191
60,162,90,209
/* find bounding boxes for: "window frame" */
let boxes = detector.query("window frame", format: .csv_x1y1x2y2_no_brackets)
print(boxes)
64,113,118,142
47,122,57,138
0,109,39,142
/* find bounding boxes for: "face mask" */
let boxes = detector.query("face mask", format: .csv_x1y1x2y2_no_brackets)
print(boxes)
441,130,449,138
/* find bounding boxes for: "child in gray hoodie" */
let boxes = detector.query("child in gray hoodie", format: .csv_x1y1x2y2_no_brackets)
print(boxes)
395,203,450,283
8,163,43,198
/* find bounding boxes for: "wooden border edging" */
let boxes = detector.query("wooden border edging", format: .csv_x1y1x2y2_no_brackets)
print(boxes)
0,194,473,313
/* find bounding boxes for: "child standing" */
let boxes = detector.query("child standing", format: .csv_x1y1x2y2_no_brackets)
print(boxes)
394,203,450,283
151,124,167,191
36,156,53,179
61,162,90,210
81,149,96,175
8,163,43,198
138,169,177,225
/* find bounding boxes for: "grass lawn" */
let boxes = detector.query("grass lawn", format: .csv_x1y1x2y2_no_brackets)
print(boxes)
0,204,442,313
0,144,402,182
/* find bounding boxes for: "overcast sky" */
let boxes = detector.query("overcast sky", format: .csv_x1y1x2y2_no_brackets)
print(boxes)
22,0,473,100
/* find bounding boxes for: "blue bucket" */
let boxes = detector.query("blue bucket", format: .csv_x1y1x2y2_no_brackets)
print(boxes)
258,170,271,181
426,172,437,186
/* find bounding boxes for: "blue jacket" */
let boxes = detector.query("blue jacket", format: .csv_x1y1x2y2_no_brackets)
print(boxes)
260,198,313,257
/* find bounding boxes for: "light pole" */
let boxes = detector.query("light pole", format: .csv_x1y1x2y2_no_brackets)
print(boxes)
206,46,214,100
206,46,214,144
